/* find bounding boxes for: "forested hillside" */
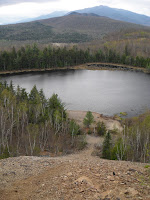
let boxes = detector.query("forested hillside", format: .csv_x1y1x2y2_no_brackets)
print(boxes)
0,14,149,47
0,21,90,43
0,82,83,159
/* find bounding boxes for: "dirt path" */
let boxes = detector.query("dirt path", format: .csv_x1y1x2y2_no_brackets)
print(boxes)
0,134,150,200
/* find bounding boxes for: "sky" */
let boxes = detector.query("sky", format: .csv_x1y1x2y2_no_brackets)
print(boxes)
0,0,150,25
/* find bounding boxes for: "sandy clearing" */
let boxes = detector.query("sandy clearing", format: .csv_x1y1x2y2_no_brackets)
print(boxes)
67,110,123,132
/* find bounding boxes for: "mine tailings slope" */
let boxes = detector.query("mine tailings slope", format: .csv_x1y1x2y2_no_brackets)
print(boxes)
0,133,150,200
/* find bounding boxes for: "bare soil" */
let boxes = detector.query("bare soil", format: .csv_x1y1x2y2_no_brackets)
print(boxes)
0,133,150,200
67,110,123,132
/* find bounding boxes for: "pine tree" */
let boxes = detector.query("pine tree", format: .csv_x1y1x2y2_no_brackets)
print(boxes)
83,111,94,128
97,121,106,136
102,131,112,159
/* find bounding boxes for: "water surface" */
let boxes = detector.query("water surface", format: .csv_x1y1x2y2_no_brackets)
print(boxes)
1,69,150,117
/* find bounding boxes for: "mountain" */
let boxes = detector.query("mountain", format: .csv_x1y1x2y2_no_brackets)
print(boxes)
0,13,150,47
3,5,150,26
75,5,150,26
0,14,148,43
17,11,68,23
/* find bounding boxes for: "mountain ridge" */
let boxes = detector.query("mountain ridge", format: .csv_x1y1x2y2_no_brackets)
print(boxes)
2,5,150,26
75,5,150,26
0,14,150,45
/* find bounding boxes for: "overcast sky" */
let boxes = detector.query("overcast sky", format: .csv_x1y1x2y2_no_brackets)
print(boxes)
0,0,150,25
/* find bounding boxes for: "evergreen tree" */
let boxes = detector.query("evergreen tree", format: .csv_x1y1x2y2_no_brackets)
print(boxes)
96,121,106,136
102,131,112,159
83,111,94,128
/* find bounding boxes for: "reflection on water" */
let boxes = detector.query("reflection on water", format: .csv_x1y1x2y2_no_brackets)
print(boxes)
1,69,150,117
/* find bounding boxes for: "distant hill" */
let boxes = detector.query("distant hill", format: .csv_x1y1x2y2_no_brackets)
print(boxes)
0,13,150,46
38,14,150,40
75,5,150,26
17,11,68,23
4,5,150,26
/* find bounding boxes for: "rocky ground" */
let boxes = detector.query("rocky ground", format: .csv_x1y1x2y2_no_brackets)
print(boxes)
0,134,150,200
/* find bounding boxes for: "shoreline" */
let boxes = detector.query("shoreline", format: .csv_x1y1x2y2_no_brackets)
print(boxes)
0,62,148,76
67,110,123,132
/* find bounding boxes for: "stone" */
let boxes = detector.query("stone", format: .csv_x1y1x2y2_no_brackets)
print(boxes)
107,176,115,181
67,172,72,176
100,190,112,199
129,168,136,172
75,176,94,186
124,187,138,197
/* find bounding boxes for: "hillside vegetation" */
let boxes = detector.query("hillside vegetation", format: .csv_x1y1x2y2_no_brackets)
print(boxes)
0,82,84,159
0,21,90,43
0,14,150,47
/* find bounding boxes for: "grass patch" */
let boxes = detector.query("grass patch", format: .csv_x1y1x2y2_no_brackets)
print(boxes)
144,165,150,168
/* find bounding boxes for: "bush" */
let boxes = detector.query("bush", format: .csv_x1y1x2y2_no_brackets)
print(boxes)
0,147,10,159
111,138,127,160
76,136,87,150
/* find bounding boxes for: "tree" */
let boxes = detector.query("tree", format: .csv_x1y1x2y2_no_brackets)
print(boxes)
146,63,150,72
69,119,80,136
102,131,112,159
0,81,85,158
48,93,66,123
96,121,107,136
83,111,94,128
69,119,80,144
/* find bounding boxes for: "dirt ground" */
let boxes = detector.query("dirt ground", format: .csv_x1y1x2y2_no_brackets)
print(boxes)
0,133,150,200
67,110,123,132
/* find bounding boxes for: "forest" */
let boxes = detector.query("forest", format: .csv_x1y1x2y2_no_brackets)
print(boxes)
0,81,84,159
0,44,150,72
102,112,150,163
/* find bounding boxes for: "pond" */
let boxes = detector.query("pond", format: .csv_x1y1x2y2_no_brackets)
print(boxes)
1,69,150,117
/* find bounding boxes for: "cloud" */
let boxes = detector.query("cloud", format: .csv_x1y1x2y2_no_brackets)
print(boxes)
0,0,59,6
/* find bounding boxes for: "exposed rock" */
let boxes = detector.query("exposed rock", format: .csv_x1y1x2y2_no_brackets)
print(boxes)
75,176,94,186
107,176,115,181
124,187,139,196
100,190,112,199
87,63,144,73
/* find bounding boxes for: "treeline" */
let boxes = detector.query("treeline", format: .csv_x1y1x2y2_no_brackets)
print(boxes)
102,112,150,163
0,81,84,159
0,44,150,72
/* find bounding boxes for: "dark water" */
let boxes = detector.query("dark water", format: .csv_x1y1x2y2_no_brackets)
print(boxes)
1,69,150,117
